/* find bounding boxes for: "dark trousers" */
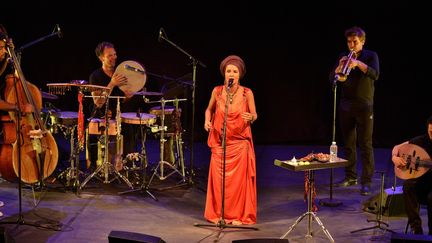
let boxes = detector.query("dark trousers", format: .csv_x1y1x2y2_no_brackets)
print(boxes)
403,170,432,234
339,107,374,185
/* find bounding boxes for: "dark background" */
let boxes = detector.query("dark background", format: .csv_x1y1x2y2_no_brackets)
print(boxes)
3,3,430,148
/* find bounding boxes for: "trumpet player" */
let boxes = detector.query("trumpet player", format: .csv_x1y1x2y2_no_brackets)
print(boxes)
330,26,380,196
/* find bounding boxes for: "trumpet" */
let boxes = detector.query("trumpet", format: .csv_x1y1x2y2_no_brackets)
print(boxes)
335,50,356,81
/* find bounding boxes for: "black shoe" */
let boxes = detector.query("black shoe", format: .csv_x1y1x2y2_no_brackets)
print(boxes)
361,185,371,196
335,178,357,187
412,227,423,235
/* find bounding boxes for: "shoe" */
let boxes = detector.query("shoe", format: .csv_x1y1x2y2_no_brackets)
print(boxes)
232,220,242,225
335,178,357,187
0,201,3,207
0,211,3,217
361,185,371,196
412,227,423,235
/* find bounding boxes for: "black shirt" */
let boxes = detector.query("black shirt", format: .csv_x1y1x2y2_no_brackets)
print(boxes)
410,134,432,158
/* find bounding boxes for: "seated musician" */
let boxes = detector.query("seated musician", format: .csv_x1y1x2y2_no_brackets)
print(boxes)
392,115,432,234
88,42,142,170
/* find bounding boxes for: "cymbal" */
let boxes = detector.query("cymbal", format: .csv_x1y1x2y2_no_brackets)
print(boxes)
41,91,58,100
134,91,163,96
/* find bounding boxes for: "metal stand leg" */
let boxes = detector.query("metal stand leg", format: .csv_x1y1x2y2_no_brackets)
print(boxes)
79,135,133,191
280,170,335,242
55,125,84,191
118,128,157,201
147,99,187,190
350,171,395,234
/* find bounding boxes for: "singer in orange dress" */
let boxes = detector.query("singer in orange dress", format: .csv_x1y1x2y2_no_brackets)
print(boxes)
204,55,258,225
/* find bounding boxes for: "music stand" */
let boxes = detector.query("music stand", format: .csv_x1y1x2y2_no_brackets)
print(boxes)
158,27,206,185
194,82,258,242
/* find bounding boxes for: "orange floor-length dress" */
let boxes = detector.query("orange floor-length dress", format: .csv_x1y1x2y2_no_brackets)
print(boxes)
204,86,256,225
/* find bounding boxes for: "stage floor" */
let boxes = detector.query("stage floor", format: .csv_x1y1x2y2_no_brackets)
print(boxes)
0,138,422,242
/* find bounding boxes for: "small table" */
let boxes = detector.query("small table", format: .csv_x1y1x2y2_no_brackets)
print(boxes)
274,158,349,243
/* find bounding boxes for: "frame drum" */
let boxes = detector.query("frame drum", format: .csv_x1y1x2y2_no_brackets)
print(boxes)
114,60,146,94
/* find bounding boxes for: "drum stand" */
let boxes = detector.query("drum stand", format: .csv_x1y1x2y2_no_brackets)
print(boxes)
147,98,187,190
55,124,84,190
79,96,133,191
118,112,157,201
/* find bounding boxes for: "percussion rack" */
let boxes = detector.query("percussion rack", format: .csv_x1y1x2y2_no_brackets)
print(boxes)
146,98,187,187
79,95,134,190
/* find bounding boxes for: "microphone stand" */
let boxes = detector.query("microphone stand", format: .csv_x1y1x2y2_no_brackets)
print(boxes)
15,24,61,64
194,83,257,242
158,28,206,186
0,76,61,231
319,78,342,207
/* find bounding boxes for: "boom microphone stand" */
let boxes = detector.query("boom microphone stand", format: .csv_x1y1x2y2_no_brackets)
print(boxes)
158,27,206,185
194,80,257,242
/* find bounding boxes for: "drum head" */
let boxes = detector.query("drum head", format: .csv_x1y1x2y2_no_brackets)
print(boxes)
115,60,146,94
121,112,156,125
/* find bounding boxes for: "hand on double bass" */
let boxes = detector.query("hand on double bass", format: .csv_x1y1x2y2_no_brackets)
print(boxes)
17,103,34,114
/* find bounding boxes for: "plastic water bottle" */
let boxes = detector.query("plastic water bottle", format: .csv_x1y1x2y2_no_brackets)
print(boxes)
330,141,338,162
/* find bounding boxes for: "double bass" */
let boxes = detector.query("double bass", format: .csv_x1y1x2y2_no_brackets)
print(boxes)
0,38,58,184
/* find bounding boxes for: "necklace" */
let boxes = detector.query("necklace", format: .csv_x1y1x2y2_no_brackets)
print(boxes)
228,87,238,104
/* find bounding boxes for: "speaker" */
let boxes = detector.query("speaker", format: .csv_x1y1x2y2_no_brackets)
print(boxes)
362,186,406,217
108,231,165,243
232,239,289,243
391,232,432,242
0,227,15,243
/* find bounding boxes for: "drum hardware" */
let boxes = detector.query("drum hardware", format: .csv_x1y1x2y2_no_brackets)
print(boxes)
54,123,84,189
41,86,88,192
118,109,157,200
133,91,163,96
80,96,134,190
41,90,59,100
146,98,187,189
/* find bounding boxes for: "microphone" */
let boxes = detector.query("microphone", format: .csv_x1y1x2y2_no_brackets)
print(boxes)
56,24,63,38
158,27,164,42
125,64,145,74
228,78,234,88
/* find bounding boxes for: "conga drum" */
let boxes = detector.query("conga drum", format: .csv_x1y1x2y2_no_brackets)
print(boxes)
87,118,118,136
86,118,119,169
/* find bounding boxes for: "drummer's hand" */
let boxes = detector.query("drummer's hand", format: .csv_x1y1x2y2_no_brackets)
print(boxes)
111,73,128,87
124,90,134,99
204,120,212,132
